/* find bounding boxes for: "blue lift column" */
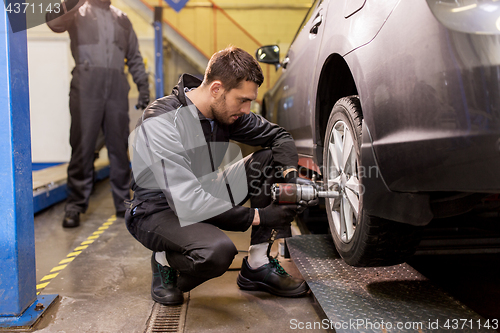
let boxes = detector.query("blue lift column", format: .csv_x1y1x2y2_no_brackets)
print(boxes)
0,4,57,331
154,6,164,99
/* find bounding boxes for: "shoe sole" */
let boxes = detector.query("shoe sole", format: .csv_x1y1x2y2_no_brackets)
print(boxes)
237,274,309,297
62,221,80,228
151,292,184,306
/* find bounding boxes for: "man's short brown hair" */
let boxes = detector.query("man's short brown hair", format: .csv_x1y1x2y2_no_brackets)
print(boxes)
204,46,264,91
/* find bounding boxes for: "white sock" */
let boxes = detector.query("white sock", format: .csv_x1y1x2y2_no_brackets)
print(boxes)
247,243,270,269
155,251,169,267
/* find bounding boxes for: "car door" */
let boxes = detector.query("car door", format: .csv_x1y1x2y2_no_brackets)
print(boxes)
275,0,329,156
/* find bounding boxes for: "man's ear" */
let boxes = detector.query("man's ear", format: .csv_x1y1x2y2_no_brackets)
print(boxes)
209,81,223,98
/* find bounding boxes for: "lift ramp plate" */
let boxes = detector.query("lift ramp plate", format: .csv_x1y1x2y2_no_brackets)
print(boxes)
286,234,495,333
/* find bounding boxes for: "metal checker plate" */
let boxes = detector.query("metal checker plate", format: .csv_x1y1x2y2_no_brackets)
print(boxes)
287,234,495,333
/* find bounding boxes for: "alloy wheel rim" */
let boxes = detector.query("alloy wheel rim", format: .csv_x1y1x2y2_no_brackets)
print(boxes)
326,120,361,243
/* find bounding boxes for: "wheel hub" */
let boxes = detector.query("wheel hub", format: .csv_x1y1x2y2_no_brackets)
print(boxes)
339,173,347,194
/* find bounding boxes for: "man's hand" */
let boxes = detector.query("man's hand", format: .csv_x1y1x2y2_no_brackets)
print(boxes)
256,202,298,229
283,169,315,186
136,93,150,110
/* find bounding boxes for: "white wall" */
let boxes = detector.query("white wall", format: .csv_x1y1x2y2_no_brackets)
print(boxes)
27,16,154,164
28,24,73,163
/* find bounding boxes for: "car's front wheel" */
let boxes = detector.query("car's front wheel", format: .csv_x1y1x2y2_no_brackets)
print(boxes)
323,96,422,266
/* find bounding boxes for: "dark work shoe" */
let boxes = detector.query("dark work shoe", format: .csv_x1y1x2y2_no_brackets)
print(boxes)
62,211,80,228
115,211,125,218
151,254,184,305
237,256,309,297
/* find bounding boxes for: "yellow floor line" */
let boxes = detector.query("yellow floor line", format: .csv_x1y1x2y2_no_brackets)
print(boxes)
41,273,59,281
50,264,67,272
36,215,117,294
59,257,75,265
67,251,82,257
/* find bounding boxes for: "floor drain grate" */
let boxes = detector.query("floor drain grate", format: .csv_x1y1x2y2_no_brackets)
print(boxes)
145,295,189,333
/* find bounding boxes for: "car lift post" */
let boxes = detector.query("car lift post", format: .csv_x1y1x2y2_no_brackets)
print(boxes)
154,6,164,99
0,6,57,331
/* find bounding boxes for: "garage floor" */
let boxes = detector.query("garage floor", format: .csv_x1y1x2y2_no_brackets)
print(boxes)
32,179,327,333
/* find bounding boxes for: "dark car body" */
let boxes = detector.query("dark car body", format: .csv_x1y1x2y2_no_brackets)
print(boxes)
257,0,500,265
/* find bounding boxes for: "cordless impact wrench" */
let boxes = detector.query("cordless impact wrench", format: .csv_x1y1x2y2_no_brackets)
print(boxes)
271,183,340,205
267,182,340,257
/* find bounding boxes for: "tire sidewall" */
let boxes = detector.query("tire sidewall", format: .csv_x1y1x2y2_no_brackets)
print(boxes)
323,97,364,260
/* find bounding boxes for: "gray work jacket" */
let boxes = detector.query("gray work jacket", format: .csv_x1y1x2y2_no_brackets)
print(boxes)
129,74,298,230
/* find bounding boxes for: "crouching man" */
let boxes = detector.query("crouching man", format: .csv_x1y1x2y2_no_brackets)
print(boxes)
126,46,315,305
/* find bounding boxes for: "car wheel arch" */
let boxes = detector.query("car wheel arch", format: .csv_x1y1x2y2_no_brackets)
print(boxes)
315,53,358,166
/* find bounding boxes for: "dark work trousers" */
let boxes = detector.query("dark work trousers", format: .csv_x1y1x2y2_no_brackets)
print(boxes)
125,148,292,292
66,68,131,214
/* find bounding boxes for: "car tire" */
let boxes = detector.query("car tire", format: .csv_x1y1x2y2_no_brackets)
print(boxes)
323,96,422,266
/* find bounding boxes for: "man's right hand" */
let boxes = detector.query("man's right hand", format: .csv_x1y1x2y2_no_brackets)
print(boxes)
136,93,150,110
257,202,298,229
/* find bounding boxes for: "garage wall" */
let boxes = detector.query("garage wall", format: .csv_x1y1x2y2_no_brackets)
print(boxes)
28,25,73,163
141,0,313,99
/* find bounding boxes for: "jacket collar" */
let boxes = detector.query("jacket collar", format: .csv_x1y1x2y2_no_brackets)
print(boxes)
172,73,209,121
172,73,203,107
141,74,205,123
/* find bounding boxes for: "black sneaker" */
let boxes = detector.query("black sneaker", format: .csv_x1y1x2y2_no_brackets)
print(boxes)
237,256,309,297
151,254,184,305
62,211,80,228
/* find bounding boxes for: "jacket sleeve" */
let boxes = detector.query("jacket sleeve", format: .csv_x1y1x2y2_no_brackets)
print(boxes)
45,0,85,32
132,113,253,230
229,112,298,169
124,17,149,96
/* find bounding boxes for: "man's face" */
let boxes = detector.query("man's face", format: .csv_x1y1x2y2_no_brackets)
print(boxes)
210,80,258,125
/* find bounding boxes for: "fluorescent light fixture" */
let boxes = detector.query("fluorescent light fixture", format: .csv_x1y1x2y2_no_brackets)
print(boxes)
451,3,478,13
480,4,499,12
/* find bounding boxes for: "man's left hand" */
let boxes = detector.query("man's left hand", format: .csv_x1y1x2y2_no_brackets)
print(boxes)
284,170,316,187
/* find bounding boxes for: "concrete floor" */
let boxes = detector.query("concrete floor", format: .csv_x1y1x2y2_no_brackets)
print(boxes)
32,179,327,332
